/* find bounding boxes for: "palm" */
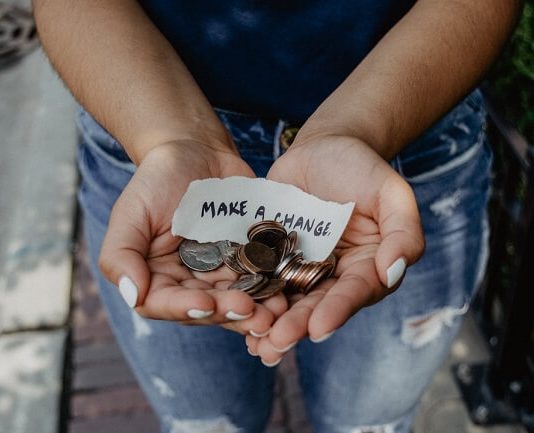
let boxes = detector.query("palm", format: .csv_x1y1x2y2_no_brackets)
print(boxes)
101,142,286,331
247,136,424,360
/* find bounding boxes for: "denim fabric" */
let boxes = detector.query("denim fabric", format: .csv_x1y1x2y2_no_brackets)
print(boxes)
77,90,491,433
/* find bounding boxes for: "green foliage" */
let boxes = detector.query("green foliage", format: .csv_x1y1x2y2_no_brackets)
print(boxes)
486,3,534,142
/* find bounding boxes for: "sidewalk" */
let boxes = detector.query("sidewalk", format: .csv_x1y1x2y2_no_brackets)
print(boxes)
0,34,528,433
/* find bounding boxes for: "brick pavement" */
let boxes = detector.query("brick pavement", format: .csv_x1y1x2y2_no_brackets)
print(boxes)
68,229,313,433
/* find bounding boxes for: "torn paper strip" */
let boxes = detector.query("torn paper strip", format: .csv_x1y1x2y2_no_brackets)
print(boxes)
171,177,355,261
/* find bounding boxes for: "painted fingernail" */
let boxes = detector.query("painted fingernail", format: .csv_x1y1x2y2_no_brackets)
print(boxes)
310,331,335,343
387,257,407,288
187,309,214,319
118,275,138,308
247,347,258,357
262,358,282,368
226,310,253,321
250,328,271,338
272,341,297,353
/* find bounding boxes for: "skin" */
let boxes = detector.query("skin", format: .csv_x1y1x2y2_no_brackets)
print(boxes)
34,0,522,364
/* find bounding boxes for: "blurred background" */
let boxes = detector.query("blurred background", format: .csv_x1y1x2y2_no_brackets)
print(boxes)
0,1,532,432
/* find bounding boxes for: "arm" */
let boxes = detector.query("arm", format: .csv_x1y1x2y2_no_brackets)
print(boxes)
33,0,280,334
296,0,523,160
32,0,232,164
251,0,522,365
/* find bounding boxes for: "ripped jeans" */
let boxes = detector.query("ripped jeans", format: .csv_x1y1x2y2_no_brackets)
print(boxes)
77,89,492,433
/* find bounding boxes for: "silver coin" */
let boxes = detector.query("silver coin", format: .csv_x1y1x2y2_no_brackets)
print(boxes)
252,279,287,300
222,246,248,274
228,274,266,292
216,240,240,254
178,239,223,272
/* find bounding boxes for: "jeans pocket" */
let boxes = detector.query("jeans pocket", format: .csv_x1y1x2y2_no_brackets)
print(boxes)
398,90,487,183
77,109,136,173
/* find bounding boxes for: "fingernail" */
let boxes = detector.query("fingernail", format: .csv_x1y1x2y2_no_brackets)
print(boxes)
272,341,297,353
187,309,214,319
262,358,282,368
250,328,271,338
226,310,253,321
310,331,335,343
118,275,138,308
247,347,258,357
387,257,407,288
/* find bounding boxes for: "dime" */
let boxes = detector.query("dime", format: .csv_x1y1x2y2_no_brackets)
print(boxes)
251,279,286,300
222,245,248,274
178,239,223,272
216,240,240,254
228,274,267,292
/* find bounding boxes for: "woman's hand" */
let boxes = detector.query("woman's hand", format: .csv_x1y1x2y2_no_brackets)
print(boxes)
98,140,287,336
246,135,425,365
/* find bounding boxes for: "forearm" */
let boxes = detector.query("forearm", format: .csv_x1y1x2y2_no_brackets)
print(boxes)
33,0,231,164
297,0,522,160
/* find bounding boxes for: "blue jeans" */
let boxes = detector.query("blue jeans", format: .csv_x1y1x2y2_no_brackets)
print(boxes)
77,90,492,433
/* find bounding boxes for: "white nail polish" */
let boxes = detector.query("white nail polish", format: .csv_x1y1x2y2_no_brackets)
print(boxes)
272,341,297,353
247,347,258,357
310,331,335,343
187,309,214,319
118,275,138,308
249,328,271,338
226,310,253,321
386,257,407,288
262,358,282,368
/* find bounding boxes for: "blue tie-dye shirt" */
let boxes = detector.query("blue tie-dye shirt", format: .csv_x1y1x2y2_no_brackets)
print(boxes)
139,0,416,123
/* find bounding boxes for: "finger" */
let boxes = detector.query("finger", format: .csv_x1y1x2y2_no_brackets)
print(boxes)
259,293,289,319
99,192,152,308
221,303,274,336
245,334,259,356
256,338,284,367
191,265,239,285
137,283,217,321
308,263,378,339
376,176,425,289
265,287,328,352
210,289,256,321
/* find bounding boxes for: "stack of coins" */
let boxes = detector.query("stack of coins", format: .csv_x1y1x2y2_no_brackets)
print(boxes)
178,220,336,300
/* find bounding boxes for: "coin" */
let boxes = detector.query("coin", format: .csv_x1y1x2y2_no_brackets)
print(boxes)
222,245,248,274
177,220,338,299
251,279,286,300
273,250,303,278
216,240,240,254
250,229,287,249
287,231,298,252
238,241,278,273
228,274,267,292
178,239,223,272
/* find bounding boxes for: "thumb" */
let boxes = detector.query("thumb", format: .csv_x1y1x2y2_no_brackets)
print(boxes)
98,192,151,308
375,176,425,290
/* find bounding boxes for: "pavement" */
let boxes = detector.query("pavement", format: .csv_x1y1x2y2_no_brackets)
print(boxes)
0,5,529,432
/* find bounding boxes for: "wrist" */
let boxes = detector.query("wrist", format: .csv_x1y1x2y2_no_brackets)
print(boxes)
128,128,236,165
294,115,395,161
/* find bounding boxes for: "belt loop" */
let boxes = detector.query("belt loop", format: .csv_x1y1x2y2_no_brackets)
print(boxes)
273,119,286,160
394,154,404,177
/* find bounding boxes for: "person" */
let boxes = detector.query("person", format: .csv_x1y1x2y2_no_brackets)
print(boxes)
33,1,521,432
